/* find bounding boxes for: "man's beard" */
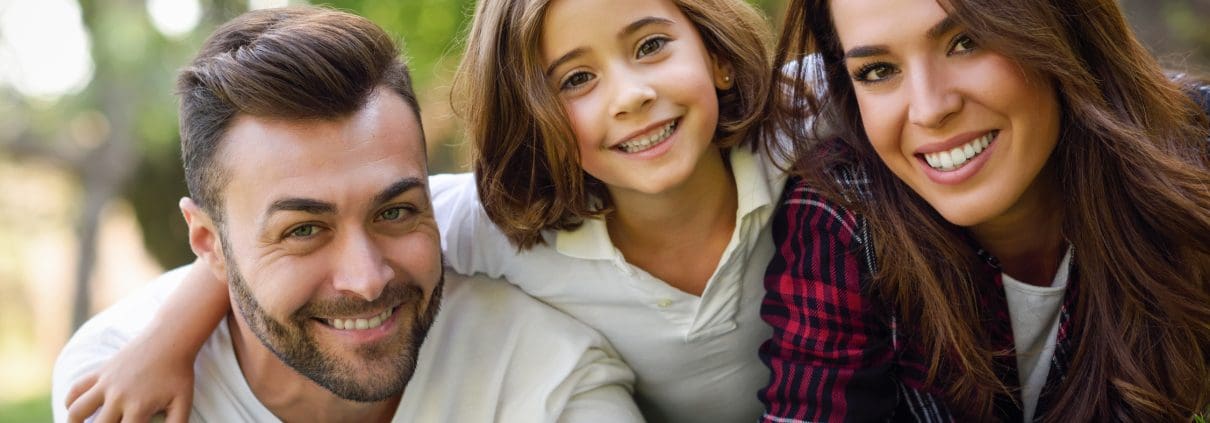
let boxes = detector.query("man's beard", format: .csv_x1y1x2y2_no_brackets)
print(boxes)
223,242,443,402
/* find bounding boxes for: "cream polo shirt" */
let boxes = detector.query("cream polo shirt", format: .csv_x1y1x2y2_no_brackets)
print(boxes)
52,267,642,423
431,147,787,423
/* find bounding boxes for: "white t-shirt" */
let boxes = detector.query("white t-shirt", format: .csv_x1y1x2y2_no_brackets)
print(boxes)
431,147,787,422
1002,247,1072,423
52,267,642,423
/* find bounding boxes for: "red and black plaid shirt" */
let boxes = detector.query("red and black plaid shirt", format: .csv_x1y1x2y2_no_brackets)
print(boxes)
759,174,1079,422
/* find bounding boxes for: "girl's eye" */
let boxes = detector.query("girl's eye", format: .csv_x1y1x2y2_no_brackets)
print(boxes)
286,224,319,239
560,71,595,91
853,62,898,83
949,34,977,55
636,36,668,58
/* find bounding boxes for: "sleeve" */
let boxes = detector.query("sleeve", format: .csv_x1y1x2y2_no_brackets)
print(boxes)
758,178,897,423
428,173,517,278
551,346,645,423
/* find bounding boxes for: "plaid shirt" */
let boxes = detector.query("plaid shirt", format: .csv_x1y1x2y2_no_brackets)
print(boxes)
758,174,1079,422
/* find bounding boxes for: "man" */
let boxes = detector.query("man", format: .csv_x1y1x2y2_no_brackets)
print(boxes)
51,6,641,422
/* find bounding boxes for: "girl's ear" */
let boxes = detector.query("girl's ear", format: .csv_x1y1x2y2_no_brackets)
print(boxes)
712,55,735,90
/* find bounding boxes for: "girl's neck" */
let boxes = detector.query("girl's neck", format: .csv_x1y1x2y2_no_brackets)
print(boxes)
605,147,737,295
970,170,1066,287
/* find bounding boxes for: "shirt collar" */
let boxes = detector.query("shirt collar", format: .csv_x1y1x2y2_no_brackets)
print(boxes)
554,147,781,261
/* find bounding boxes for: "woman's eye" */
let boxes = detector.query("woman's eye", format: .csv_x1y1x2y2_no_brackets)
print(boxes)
950,34,977,54
637,36,668,57
287,224,319,238
560,71,594,91
854,63,898,83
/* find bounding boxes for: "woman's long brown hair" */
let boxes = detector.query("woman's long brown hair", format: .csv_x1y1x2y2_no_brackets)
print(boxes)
765,0,1210,420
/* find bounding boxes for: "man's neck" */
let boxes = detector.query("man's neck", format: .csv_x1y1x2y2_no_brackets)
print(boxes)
226,314,401,422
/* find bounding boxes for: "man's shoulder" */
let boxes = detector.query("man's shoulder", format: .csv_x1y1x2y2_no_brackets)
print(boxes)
438,272,601,339
397,271,638,422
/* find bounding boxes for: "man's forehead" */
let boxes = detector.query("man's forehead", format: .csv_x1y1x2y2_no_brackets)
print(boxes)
216,89,427,217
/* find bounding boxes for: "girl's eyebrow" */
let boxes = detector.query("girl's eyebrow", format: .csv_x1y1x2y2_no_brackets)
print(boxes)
544,16,675,77
619,16,673,38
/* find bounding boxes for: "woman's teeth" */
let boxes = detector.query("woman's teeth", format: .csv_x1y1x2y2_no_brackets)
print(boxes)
924,131,996,171
327,307,394,331
617,121,676,153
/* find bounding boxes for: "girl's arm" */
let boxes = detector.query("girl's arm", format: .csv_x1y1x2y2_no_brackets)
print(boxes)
64,260,230,423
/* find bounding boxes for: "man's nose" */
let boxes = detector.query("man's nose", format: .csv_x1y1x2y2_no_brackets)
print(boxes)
608,68,656,119
330,230,395,301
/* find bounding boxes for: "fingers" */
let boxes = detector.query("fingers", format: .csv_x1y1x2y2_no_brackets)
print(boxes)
66,385,104,423
164,396,192,423
93,400,122,423
65,372,100,409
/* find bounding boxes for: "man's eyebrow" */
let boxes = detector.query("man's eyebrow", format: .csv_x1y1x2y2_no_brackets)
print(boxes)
372,177,425,207
266,198,336,217
844,16,959,60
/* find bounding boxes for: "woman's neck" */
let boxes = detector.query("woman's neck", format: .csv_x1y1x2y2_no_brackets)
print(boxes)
605,148,737,296
970,172,1066,287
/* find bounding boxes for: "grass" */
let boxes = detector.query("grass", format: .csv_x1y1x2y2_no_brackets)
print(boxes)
0,392,52,423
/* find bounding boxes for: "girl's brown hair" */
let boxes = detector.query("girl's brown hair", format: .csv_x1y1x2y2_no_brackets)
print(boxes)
452,0,772,248
766,0,1210,420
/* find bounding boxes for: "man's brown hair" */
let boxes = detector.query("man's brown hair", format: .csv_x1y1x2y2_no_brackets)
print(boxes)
178,6,421,220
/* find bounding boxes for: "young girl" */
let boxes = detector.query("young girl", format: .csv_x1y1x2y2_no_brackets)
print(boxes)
759,0,1210,421
65,0,783,421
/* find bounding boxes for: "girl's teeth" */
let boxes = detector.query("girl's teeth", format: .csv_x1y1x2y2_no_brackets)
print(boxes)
327,307,394,331
618,121,676,153
924,131,996,171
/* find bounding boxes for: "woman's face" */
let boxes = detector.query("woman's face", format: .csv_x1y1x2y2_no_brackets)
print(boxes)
830,0,1062,228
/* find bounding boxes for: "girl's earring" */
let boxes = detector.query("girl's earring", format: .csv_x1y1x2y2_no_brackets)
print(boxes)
718,74,734,90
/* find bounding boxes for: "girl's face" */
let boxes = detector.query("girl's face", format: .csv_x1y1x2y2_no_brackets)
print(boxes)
831,0,1062,228
540,0,730,197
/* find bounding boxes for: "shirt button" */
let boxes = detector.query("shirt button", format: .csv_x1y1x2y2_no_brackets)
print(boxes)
656,299,673,308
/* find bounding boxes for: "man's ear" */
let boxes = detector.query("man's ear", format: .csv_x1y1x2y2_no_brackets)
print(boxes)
180,197,228,282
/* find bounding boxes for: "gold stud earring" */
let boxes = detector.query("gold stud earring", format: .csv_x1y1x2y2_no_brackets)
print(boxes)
723,75,731,83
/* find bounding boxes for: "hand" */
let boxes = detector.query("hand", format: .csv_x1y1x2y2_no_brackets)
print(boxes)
64,332,196,423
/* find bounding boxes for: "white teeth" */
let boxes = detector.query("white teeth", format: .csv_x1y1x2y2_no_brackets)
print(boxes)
326,307,394,331
923,131,997,171
617,121,676,153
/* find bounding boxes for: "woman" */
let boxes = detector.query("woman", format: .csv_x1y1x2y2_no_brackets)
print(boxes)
759,0,1210,421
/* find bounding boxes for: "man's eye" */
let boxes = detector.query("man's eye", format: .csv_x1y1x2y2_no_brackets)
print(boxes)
287,224,319,238
378,206,415,222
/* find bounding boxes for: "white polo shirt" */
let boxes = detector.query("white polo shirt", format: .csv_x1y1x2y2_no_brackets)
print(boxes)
432,147,786,422
52,267,642,423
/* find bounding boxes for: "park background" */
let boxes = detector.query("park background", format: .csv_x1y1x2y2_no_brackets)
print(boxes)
0,0,1206,421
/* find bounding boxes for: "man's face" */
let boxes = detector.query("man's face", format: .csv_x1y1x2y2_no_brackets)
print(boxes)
213,88,442,402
